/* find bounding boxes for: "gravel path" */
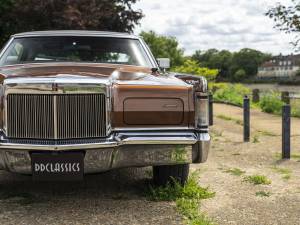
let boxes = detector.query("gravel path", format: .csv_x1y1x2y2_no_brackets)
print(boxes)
1,103,300,225
194,103,300,225
0,168,183,225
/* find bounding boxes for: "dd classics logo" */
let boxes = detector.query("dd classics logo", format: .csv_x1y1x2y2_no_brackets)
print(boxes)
34,163,81,173
31,152,84,181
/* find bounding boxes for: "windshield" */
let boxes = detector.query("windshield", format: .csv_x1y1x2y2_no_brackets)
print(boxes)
0,36,153,67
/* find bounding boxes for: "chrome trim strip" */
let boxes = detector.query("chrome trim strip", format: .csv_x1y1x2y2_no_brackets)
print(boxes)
113,127,193,131
12,30,138,39
0,38,13,59
53,95,58,139
0,132,210,151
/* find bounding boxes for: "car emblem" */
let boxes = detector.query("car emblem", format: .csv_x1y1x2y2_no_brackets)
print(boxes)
52,83,58,91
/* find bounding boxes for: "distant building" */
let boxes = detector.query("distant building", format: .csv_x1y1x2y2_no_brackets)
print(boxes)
257,54,300,78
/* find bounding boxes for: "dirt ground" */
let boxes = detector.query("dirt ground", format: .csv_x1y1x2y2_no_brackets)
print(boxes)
0,103,299,225
197,103,300,225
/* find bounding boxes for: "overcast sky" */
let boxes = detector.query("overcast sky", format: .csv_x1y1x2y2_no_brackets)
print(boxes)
133,0,295,56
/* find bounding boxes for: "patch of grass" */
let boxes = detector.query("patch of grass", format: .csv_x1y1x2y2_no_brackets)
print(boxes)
252,134,260,143
211,129,223,137
271,166,291,175
271,166,292,180
147,171,215,225
224,168,246,176
258,130,277,137
256,191,271,197
210,83,251,107
283,174,291,180
244,175,271,185
274,152,300,160
176,198,213,225
147,172,215,201
216,114,243,126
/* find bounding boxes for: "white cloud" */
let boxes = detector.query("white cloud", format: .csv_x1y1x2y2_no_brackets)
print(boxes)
133,0,296,55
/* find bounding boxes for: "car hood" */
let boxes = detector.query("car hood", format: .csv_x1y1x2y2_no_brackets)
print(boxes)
0,62,189,87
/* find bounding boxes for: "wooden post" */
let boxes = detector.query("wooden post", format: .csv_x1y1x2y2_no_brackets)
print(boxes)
252,89,260,103
209,93,213,126
243,96,250,142
282,105,291,159
281,92,290,105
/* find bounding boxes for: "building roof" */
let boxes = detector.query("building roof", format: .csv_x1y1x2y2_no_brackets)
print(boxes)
260,54,300,68
12,30,138,39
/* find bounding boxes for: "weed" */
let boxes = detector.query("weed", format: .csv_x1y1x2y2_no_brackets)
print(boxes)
258,130,277,137
283,174,291,180
146,171,215,225
176,198,213,225
252,134,260,143
274,152,300,160
147,172,215,201
216,114,243,126
244,175,271,185
256,191,271,197
271,166,291,175
224,168,246,176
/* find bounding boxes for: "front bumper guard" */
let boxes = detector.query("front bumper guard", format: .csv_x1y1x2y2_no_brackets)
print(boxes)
0,131,210,174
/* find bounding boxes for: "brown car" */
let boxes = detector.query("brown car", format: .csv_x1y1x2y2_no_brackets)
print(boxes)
0,30,210,185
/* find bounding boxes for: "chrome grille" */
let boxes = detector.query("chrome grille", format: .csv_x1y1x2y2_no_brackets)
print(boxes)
7,94,107,139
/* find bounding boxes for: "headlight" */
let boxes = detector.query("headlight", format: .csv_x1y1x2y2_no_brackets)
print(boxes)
195,93,209,128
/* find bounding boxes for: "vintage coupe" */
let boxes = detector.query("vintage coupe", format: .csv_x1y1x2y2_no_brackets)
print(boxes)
0,31,210,184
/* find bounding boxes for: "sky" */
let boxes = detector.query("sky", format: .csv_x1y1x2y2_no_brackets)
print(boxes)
133,0,295,56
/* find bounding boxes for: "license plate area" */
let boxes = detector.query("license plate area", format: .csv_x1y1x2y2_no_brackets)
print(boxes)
31,152,84,181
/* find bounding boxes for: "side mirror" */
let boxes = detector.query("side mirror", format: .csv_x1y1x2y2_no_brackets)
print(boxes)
157,58,170,71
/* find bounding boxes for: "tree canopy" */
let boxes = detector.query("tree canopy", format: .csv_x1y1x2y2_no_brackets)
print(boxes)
266,0,300,47
192,48,271,81
140,30,185,68
173,59,218,81
0,0,143,46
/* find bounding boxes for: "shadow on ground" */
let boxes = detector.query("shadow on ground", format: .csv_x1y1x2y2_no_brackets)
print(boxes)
0,168,182,225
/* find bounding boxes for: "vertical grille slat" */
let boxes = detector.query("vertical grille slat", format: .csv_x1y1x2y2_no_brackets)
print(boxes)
7,94,107,139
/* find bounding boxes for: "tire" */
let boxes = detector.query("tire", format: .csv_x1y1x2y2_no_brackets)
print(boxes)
153,164,189,186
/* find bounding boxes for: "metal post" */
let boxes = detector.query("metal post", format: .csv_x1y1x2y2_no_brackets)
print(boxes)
282,105,291,159
252,89,260,103
281,92,290,105
209,93,213,126
243,95,250,142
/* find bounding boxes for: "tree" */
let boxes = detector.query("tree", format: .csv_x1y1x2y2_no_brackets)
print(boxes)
140,30,185,67
192,49,233,80
173,59,218,81
266,0,300,47
0,0,143,47
230,48,271,78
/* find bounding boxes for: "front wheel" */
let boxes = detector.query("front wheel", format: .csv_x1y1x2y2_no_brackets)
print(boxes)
153,164,189,186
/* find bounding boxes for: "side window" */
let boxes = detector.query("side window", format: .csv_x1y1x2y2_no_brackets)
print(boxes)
5,43,23,64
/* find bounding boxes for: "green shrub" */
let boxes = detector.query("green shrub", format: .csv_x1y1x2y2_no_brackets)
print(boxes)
210,83,251,106
147,172,215,201
233,69,246,81
291,99,300,117
146,171,215,225
259,92,284,114
244,175,271,185
173,59,218,81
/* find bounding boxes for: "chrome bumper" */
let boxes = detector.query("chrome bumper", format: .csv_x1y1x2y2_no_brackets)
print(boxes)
0,131,210,174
